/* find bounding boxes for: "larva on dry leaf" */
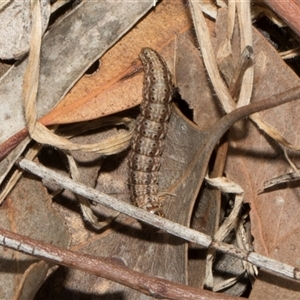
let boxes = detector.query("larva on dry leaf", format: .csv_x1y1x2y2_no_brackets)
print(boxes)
128,47,174,216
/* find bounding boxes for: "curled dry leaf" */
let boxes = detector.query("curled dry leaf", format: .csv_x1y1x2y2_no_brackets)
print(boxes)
260,172,300,192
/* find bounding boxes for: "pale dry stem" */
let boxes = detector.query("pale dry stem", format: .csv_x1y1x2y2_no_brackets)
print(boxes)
190,1,300,156
280,47,300,59
67,153,119,230
17,158,300,282
236,0,254,108
23,0,134,156
204,176,245,291
189,0,236,113
0,143,43,204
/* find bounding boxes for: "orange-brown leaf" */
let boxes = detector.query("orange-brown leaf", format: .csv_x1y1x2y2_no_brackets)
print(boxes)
40,0,192,126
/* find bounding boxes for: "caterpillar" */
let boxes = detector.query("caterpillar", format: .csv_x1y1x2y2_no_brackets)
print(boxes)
128,47,174,216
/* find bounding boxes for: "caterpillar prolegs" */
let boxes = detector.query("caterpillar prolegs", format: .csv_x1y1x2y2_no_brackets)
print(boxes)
128,47,174,216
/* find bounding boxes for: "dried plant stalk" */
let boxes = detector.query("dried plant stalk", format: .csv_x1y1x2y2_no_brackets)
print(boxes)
67,153,118,230
191,2,300,158
189,0,235,113
0,143,43,204
204,176,245,290
22,0,134,156
236,0,254,108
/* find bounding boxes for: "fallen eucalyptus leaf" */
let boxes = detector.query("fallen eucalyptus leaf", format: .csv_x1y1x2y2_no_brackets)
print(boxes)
0,0,50,59
0,0,156,183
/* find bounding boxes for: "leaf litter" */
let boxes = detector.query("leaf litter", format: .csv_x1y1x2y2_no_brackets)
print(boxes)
0,1,299,299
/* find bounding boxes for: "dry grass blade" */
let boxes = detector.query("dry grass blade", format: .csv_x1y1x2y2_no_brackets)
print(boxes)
259,172,300,193
22,1,134,156
67,153,119,230
204,177,245,290
238,1,300,157
189,0,235,113
31,121,134,154
0,143,42,204
23,0,42,134
229,46,254,99
236,0,254,108
249,113,300,151
280,47,300,59
197,0,218,19
0,0,11,11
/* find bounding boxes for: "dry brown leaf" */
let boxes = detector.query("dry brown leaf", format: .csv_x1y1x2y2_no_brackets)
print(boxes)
0,174,70,299
35,102,213,298
39,0,192,126
175,34,222,129
3,1,300,299
0,0,156,183
214,7,300,300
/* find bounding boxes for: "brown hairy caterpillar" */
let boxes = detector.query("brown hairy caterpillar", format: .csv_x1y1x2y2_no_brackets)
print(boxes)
128,47,174,216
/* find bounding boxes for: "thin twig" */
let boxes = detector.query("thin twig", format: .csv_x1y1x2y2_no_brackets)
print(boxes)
16,157,300,281
0,227,240,300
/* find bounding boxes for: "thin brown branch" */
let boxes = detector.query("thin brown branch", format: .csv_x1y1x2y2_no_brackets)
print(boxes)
0,128,28,161
0,227,240,300
263,0,300,38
